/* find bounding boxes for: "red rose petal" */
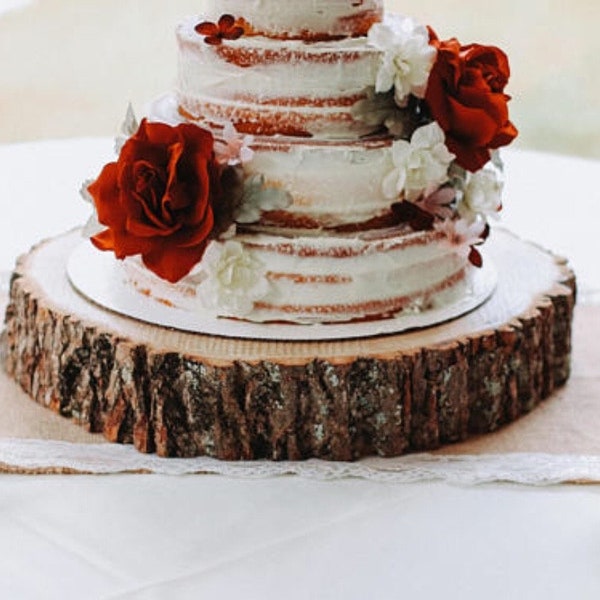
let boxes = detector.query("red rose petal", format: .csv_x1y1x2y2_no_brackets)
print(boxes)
93,226,155,260
126,212,180,238
195,21,219,36
463,44,510,90
91,229,116,252
224,26,245,40
180,206,215,248
184,158,211,220
218,14,236,30
88,162,121,226
164,141,186,206
446,138,491,173
204,36,223,46
142,240,209,283
177,122,214,157
140,119,177,146
490,120,519,149
468,246,483,268
448,98,496,140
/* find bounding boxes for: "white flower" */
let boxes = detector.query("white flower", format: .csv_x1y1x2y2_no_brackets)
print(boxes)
145,94,186,127
79,179,104,238
114,103,139,155
435,218,487,259
81,212,104,239
197,241,270,316
236,174,292,224
79,179,95,205
459,168,503,222
368,15,437,105
382,122,455,201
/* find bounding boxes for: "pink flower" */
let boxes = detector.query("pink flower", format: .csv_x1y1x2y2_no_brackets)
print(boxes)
214,122,254,166
415,186,455,220
435,218,488,266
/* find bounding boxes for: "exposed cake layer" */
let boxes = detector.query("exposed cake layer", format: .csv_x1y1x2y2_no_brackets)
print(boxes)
124,229,469,324
177,18,381,138
204,0,383,40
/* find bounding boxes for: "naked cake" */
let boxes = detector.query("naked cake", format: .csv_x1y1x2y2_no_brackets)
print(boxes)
81,0,517,325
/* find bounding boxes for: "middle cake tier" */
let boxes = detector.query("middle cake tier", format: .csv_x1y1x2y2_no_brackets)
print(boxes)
242,136,398,229
147,97,405,230
122,227,471,325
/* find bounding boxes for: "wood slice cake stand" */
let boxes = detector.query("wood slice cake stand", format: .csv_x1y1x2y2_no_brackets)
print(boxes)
3,228,575,461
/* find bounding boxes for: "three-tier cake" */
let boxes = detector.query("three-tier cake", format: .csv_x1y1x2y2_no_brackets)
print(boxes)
83,0,517,326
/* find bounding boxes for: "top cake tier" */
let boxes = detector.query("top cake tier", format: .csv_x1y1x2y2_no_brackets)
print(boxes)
203,0,383,39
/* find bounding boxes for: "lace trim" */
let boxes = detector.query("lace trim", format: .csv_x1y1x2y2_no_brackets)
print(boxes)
1,438,599,484
1,273,598,484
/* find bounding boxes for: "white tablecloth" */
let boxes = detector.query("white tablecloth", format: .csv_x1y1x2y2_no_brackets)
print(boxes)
2,476,600,599
1,139,600,599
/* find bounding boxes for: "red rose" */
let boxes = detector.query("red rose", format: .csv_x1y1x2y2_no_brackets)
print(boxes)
425,32,518,172
89,119,218,283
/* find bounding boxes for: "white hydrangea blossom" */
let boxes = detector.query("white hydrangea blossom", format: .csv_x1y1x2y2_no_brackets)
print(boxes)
368,14,437,106
382,122,455,202
459,168,503,222
197,241,270,316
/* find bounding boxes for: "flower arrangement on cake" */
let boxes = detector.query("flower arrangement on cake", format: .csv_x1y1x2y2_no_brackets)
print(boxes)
80,7,517,326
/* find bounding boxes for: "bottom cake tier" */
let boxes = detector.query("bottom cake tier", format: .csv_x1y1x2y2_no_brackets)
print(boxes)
118,228,472,325
3,228,575,460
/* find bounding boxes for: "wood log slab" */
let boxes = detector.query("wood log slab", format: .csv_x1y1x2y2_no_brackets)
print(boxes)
3,228,576,460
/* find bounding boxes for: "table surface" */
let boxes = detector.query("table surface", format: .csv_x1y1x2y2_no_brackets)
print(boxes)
1,139,600,600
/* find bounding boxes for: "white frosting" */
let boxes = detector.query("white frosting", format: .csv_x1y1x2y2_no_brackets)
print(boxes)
177,18,381,139
124,229,469,324
203,0,383,38
246,138,395,226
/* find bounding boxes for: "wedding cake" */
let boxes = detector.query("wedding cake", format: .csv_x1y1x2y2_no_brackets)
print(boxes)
83,0,518,325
